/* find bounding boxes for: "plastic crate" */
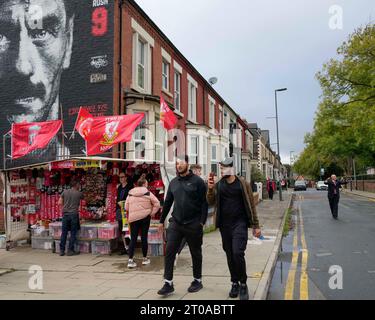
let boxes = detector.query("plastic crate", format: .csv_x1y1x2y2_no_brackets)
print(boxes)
49,222,62,238
54,240,91,254
31,236,54,250
148,227,163,244
97,224,119,240
31,227,50,237
79,225,98,239
148,243,164,257
91,239,118,255
0,235,6,249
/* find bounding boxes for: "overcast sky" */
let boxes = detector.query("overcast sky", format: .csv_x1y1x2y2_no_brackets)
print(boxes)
135,0,374,164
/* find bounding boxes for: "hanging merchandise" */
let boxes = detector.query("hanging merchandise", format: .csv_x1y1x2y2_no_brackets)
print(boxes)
5,160,167,256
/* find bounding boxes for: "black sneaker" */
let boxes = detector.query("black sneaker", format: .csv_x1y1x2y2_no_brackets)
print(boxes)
229,282,240,298
59,252,65,256
239,284,249,300
67,251,80,256
157,282,175,296
187,280,203,293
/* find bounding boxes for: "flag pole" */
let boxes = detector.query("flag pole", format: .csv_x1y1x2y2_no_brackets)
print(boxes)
70,107,81,140
60,103,66,159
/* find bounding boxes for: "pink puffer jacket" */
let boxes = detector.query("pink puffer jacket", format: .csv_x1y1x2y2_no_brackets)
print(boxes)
125,187,160,223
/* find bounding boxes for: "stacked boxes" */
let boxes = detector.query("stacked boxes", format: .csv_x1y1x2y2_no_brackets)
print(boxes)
49,222,63,238
79,224,98,239
148,243,164,257
54,240,91,254
31,237,54,250
91,239,118,255
97,224,119,240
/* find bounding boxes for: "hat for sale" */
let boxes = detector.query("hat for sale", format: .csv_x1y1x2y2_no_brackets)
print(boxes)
219,157,234,167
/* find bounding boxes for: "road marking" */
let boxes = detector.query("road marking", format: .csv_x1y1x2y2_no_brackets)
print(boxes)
284,213,299,300
299,203,309,300
315,252,333,257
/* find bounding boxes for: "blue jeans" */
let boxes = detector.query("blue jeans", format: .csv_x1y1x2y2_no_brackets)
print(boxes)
60,213,79,253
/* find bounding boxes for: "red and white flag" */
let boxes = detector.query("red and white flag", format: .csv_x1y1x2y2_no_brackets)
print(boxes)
73,107,94,140
86,113,145,156
11,120,63,159
160,95,177,130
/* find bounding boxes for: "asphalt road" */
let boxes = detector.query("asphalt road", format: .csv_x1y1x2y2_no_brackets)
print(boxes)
267,189,375,300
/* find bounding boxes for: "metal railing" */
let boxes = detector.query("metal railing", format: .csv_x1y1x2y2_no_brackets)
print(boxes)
344,174,375,193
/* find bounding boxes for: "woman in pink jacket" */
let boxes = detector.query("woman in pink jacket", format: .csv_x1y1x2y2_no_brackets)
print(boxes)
125,177,160,268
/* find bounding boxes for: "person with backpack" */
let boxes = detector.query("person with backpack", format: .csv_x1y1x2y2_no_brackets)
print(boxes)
125,177,160,268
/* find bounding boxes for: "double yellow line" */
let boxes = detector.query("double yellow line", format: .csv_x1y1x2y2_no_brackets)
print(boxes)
284,195,309,300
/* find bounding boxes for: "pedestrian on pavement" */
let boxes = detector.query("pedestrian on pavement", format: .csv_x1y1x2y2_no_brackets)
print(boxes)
116,172,133,255
58,180,84,256
267,178,275,200
324,175,348,219
175,164,203,268
207,157,261,300
157,156,208,296
125,178,160,268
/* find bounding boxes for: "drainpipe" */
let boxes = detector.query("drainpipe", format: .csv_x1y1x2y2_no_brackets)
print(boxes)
119,0,124,158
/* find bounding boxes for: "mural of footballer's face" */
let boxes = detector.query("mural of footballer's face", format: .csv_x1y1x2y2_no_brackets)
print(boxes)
0,0,74,124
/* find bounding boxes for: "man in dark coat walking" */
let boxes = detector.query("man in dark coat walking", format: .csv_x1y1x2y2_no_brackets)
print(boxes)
324,175,348,219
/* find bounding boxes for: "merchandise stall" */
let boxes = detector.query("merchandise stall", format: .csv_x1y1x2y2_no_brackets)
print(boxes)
2,157,172,256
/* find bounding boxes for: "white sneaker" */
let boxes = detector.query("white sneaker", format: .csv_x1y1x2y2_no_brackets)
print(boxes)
142,257,151,265
127,259,137,269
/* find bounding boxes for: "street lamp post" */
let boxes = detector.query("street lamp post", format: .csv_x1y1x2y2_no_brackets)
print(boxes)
275,88,287,201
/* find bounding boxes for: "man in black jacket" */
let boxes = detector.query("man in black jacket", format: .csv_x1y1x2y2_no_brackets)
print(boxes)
324,175,348,219
157,156,208,296
207,157,261,300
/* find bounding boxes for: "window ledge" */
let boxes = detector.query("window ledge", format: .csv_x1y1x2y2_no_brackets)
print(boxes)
186,119,198,125
173,109,184,118
162,88,173,98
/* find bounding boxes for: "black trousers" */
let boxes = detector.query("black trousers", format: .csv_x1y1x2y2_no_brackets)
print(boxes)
220,221,248,284
268,189,274,200
128,216,151,259
164,219,203,281
328,196,340,218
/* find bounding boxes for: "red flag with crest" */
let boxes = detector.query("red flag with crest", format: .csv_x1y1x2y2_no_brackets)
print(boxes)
74,107,94,140
11,120,63,159
86,113,145,156
160,95,177,130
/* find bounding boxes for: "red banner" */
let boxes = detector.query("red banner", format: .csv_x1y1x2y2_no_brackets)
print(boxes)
86,113,145,156
74,107,94,140
11,120,62,159
160,95,177,130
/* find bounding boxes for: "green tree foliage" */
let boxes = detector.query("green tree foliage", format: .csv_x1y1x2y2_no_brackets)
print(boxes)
294,24,375,178
251,166,266,183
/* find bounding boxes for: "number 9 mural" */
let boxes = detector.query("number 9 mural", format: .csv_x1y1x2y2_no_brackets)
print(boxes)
0,0,114,169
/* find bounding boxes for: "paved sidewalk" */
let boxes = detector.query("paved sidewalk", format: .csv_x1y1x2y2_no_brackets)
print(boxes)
342,188,375,200
0,192,292,300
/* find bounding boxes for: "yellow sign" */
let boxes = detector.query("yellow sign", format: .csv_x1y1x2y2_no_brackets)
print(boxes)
74,160,100,169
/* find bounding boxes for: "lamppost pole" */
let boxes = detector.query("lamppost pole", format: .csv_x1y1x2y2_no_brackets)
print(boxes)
275,88,287,201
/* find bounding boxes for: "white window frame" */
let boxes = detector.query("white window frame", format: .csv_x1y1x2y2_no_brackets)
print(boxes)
174,70,181,112
202,136,208,177
211,144,219,175
155,113,164,162
189,136,199,165
209,95,216,129
133,111,147,160
132,18,154,94
162,60,170,92
188,74,198,123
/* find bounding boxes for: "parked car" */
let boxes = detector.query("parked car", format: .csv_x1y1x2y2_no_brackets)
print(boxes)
294,180,307,191
316,181,328,191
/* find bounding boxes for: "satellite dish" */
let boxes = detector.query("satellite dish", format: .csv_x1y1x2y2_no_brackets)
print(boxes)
209,77,218,85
